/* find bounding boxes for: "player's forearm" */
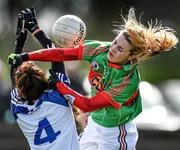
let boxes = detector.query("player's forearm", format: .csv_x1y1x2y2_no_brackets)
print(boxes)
14,47,23,54
28,45,83,62
11,37,26,87
10,67,16,88
56,82,120,112
34,30,54,48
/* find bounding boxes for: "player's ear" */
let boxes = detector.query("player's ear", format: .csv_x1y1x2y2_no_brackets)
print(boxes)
128,55,137,64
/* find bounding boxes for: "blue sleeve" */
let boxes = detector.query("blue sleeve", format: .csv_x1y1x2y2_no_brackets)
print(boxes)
55,72,71,86
10,88,22,120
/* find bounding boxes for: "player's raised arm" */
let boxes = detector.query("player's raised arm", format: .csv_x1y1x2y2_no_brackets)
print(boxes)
9,15,28,88
19,7,67,75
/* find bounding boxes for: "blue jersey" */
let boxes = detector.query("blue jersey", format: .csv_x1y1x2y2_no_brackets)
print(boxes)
10,73,80,150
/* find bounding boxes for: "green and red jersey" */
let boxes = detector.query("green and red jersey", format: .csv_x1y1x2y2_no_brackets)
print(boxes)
28,40,142,127
83,40,142,127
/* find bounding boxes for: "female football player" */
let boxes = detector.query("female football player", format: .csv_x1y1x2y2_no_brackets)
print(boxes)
9,8,120,150
8,8,178,150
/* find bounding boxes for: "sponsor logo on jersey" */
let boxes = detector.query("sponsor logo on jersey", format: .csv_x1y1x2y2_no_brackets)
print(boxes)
91,76,104,92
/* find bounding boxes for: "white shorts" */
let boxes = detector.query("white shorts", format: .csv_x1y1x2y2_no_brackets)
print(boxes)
79,116,138,150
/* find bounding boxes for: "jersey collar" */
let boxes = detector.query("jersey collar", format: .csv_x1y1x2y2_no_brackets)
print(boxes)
108,62,122,69
108,61,136,71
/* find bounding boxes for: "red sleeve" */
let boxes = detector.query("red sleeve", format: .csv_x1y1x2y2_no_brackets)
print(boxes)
28,44,83,62
56,82,120,112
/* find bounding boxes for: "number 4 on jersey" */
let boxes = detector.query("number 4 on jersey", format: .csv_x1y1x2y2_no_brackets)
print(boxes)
34,118,61,145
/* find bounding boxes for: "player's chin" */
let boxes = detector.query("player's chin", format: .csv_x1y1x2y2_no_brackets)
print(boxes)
107,53,113,62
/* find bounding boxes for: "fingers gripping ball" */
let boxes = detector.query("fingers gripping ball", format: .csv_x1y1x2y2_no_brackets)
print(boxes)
52,15,86,48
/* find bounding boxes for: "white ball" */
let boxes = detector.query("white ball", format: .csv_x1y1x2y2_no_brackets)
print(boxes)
52,15,86,47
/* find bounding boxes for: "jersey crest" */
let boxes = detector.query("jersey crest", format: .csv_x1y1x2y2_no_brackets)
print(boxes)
91,61,99,70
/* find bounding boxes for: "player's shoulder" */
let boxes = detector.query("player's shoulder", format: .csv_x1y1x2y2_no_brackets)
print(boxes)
42,90,69,107
83,40,111,59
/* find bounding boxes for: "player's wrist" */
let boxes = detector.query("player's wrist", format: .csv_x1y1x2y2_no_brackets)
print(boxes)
20,52,29,61
32,28,41,36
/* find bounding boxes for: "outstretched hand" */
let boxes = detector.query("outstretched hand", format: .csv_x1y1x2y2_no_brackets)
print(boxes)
7,53,28,67
8,53,23,67
18,7,39,33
